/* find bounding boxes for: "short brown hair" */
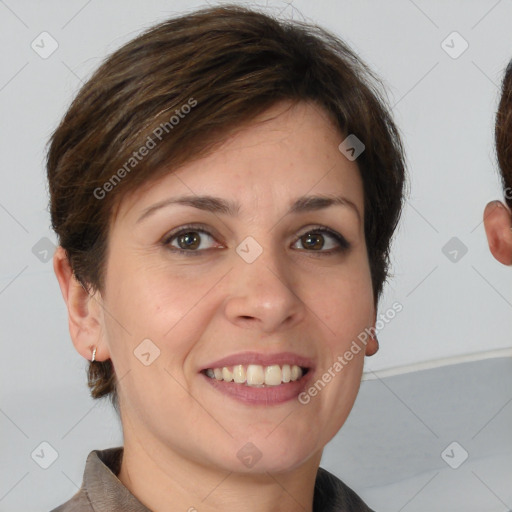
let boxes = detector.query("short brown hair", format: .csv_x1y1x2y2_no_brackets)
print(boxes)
46,4,406,412
496,60,512,206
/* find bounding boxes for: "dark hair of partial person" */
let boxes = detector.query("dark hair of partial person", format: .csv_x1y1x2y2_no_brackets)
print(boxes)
496,59,512,206
45,4,406,414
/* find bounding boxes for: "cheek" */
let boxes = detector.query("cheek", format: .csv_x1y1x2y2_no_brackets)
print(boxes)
102,260,216,366
307,259,374,338
101,270,206,411
304,265,372,424
106,252,187,322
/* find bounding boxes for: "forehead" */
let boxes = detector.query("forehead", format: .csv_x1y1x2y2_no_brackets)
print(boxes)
114,100,363,224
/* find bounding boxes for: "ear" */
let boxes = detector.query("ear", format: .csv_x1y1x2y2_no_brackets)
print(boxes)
483,201,512,265
53,246,108,361
365,310,379,357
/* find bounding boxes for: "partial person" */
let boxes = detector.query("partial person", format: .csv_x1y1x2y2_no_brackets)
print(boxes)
484,61,512,264
48,5,406,511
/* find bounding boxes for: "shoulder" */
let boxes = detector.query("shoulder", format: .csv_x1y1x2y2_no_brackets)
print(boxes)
49,489,92,512
48,447,124,512
314,466,376,512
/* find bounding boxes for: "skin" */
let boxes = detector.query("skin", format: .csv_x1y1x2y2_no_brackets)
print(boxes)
484,200,512,265
53,100,379,512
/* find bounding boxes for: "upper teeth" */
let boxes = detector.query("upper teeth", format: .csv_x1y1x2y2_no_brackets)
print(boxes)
205,364,304,386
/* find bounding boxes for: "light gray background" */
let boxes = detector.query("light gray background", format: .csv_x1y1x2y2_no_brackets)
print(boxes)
0,0,511,511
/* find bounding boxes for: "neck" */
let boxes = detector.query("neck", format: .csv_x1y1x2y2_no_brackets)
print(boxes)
117,430,322,512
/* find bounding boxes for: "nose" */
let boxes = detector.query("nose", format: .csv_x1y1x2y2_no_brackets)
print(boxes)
223,243,306,334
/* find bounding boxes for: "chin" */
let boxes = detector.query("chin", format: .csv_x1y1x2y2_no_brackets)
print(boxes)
215,430,321,475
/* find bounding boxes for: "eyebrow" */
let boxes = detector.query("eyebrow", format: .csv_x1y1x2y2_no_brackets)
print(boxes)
136,194,361,224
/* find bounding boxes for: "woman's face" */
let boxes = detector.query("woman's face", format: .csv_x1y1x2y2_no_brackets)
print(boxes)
97,100,376,474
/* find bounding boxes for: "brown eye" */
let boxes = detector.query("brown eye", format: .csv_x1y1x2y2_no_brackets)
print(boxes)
176,231,201,250
163,225,218,254
300,232,325,250
293,227,350,253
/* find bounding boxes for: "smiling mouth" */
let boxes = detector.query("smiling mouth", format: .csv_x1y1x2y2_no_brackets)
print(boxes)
201,364,309,387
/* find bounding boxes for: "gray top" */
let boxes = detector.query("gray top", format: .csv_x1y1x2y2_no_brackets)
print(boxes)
49,446,375,512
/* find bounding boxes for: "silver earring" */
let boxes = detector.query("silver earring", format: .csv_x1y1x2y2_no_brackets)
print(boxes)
91,347,97,362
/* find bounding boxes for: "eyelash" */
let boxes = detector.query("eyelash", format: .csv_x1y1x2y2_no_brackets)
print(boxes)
162,223,350,256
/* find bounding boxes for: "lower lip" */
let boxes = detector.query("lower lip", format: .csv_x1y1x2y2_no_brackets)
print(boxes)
201,371,313,405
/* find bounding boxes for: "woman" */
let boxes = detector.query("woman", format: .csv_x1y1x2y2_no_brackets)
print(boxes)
484,61,512,262
48,5,406,511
